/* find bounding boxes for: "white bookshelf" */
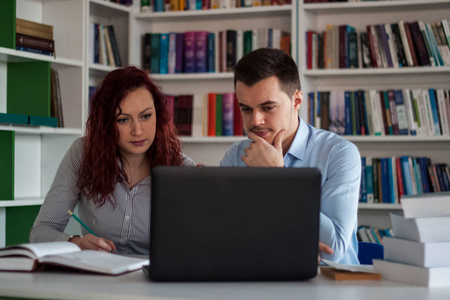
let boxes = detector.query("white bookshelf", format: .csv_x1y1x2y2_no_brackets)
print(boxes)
298,0,450,229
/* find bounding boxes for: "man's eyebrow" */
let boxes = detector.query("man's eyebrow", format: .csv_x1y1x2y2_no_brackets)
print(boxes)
238,100,277,108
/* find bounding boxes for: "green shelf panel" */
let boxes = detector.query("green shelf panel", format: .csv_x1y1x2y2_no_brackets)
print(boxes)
0,131,14,200
7,61,51,117
5,205,41,246
0,0,16,49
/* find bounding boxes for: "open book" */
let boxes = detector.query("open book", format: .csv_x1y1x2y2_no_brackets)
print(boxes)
0,242,149,275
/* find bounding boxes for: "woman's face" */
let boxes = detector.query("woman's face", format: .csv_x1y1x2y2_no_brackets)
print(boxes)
115,87,157,159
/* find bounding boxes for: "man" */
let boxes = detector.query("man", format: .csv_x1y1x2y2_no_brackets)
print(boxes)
220,48,361,264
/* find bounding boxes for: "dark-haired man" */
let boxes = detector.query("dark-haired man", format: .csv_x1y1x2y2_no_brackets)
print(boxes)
220,48,361,264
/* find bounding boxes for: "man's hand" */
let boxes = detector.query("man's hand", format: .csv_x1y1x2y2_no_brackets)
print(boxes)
318,242,333,263
241,130,285,167
69,234,116,253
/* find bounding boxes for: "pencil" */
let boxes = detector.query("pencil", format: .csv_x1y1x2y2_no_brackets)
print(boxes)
68,210,97,237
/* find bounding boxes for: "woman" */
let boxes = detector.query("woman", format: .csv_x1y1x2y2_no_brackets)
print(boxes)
30,66,196,255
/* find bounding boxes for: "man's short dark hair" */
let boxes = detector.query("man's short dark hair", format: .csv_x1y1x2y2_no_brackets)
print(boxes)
233,48,301,98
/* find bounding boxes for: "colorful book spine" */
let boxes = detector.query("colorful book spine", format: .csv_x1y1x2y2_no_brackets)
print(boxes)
194,31,208,73
222,93,234,136
207,93,216,136
159,33,169,74
207,32,215,73
184,31,196,73
175,33,185,73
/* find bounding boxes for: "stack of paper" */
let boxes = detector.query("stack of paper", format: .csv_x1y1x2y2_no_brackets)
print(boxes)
373,192,450,287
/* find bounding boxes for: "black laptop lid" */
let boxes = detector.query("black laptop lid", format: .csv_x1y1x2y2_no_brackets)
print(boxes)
149,167,321,281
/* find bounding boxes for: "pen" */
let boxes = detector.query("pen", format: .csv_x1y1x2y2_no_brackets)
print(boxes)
68,210,97,236
68,210,114,253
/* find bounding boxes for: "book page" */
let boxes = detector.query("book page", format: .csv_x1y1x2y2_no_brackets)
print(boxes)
0,242,81,259
322,259,376,273
39,250,149,275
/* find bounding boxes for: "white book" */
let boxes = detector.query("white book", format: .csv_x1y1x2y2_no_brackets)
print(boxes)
272,28,281,50
398,20,414,67
191,94,204,138
413,89,428,136
168,32,177,74
390,212,450,243
437,89,450,136
408,156,418,195
236,30,244,63
385,23,399,68
422,89,436,136
369,90,384,136
373,259,450,287
252,29,258,51
89,23,95,64
426,23,444,67
0,242,149,275
364,91,373,135
99,24,108,65
402,89,418,135
384,236,450,268
312,33,317,70
400,192,450,218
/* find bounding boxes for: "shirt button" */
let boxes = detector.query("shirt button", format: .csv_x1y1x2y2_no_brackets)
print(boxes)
125,215,130,220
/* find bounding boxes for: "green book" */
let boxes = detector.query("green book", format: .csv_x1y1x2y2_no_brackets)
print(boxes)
5,206,41,246
0,0,16,49
0,113,28,125
7,61,51,117
215,94,223,136
0,131,14,201
150,33,160,74
243,30,253,56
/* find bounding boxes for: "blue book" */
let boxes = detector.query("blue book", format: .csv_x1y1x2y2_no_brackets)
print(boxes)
94,23,99,63
417,157,431,193
387,157,395,203
400,156,413,195
394,90,409,135
381,158,391,203
354,91,361,135
16,46,53,56
360,157,367,203
28,115,57,127
366,157,374,203
440,164,450,191
150,33,160,74
221,93,234,136
308,92,315,127
428,89,441,136
159,33,169,74
412,158,423,195
207,32,215,73
344,91,352,135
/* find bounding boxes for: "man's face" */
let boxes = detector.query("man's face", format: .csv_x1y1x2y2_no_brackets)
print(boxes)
236,76,302,150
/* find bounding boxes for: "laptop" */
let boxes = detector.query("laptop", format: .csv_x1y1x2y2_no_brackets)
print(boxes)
146,167,322,281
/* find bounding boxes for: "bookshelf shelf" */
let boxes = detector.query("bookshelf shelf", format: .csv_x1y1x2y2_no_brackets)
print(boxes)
303,0,450,14
303,67,450,77
0,125,82,136
181,136,247,144
358,203,402,210
90,0,131,15
0,199,45,208
150,72,234,81
0,47,83,67
345,136,450,143
135,5,292,20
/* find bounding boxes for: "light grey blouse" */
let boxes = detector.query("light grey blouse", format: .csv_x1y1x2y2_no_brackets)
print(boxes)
30,137,196,255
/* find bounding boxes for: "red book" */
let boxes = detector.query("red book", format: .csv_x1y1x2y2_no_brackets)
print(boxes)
207,93,216,136
379,91,389,135
306,31,315,69
395,157,404,202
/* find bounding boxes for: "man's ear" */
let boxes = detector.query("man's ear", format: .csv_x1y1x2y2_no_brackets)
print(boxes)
293,90,303,111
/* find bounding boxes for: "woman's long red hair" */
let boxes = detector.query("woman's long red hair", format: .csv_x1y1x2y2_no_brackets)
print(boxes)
78,66,184,207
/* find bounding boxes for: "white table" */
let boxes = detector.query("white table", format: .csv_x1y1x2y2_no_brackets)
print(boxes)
0,269,449,300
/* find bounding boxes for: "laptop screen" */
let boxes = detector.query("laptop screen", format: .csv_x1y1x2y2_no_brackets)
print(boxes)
149,167,321,281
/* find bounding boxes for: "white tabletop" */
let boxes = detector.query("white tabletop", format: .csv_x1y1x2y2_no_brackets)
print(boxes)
0,269,449,300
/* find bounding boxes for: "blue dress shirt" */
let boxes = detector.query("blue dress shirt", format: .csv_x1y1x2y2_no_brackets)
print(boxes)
220,118,361,264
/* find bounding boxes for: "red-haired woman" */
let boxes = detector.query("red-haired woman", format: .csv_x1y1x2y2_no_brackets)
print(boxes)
30,66,196,255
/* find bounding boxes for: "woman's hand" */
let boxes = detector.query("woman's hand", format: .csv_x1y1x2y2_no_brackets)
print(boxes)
69,234,116,253
318,242,333,263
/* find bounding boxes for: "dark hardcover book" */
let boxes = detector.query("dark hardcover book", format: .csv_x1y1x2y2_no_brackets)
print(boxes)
390,23,407,67
107,25,122,67
93,23,100,64
350,91,357,135
360,90,370,135
143,33,152,73
150,33,160,74
375,24,388,68
360,157,367,202
338,25,347,69
382,91,393,135
320,92,330,131
233,94,243,136
308,92,315,126
222,93,234,136
53,69,64,127
403,22,420,66
344,91,352,135
380,158,391,203
348,31,358,68
226,30,237,72
194,31,208,73
379,24,393,67
409,21,431,66
365,26,378,68
417,157,431,193
16,33,54,52
159,33,169,74
372,158,380,203
184,31,195,73
215,94,223,136
207,32,215,73
185,95,193,136
379,91,389,135
207,93,216,137
243,30,252,56
355,90,362,135
318,33,325,69
440,164,450,191
175,33,184,73
395,157,405,200
387,90,400,135
16,46,53,56
435,164,446,192
360,32,372,68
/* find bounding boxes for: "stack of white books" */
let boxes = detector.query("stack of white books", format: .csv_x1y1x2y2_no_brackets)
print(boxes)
373,192,450,287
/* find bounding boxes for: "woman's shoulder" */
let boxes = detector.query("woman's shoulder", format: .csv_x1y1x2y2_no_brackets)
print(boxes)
181,154,196,167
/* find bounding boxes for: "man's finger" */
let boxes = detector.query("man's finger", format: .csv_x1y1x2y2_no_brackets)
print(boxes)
273,130,285,150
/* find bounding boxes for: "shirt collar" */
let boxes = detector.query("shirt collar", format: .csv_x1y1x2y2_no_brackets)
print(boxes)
286,117,310,161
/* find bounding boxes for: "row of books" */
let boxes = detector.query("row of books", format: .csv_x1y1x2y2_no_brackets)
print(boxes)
164,93,245,137
357,225,393,245
50,69,64,127
143,29,290,74
0,113,57,128
306,19,450,70
89,23,122,67
304,0,387,3
373,193,450,287
359,156,450,205
141,0,291,12
307,88,450,136
103,0,132,5
15,18,55,57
